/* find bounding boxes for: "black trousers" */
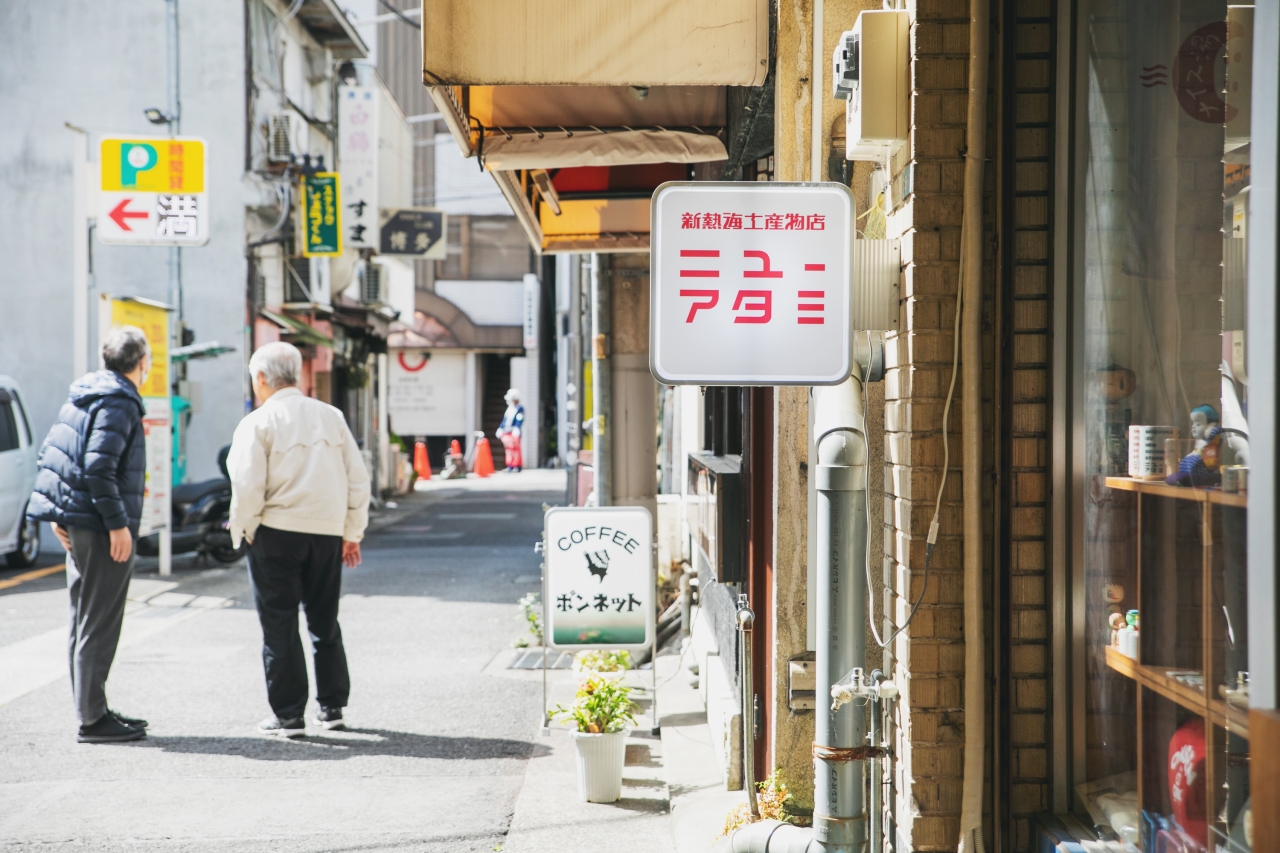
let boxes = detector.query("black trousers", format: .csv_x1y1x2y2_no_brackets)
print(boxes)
247,526,350,719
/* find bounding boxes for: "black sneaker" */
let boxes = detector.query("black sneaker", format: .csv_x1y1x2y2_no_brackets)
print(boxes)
109,709,148,729
257,715,306,738
78,714,147,743
313,706,346,731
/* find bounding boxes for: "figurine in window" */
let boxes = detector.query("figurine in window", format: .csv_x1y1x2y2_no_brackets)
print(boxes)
1166,404,1223,487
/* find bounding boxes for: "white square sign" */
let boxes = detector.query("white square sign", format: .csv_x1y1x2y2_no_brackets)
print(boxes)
544,506,654,651
650,182,854,385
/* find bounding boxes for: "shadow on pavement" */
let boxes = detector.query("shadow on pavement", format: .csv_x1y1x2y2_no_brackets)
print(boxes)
131,728,550,761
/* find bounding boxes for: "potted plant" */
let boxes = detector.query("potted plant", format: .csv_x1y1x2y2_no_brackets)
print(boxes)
551,672,637,803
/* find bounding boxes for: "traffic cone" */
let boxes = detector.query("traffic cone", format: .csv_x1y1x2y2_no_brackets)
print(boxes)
449,439,463,457
413,440,431,480
473,437,495,478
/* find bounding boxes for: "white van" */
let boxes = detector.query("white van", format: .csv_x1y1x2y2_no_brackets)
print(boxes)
0,377,40,567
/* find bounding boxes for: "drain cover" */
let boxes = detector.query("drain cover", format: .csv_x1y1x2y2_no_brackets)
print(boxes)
508,648,574,670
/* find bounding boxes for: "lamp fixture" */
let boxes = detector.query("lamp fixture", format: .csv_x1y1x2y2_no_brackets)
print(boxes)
144,107,174,125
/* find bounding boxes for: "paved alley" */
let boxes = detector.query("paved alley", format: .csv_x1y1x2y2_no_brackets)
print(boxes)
0,472,668,852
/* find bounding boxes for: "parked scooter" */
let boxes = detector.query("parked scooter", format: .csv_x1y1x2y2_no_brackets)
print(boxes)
137,446,243,564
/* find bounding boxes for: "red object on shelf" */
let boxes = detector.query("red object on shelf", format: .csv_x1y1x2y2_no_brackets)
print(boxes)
473,437,495,478
1168,718,1207,845
413,441,431,480
449,439,462,457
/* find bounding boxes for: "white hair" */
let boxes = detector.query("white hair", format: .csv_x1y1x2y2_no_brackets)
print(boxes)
249,342,302,389
505,388,520,401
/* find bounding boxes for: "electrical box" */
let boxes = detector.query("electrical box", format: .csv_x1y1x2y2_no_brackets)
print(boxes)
788,656,816,711
852,238,902,332
835,10,909,159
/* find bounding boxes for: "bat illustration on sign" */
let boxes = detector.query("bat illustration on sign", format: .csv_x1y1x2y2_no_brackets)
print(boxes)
585,550,610,582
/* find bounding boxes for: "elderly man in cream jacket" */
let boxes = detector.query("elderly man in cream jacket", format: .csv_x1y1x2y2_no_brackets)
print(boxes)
227,342,370,737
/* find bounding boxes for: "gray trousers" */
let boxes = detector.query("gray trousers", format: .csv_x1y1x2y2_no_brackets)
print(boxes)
66,527,134,725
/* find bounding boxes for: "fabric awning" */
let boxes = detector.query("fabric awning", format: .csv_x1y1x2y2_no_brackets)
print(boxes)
422,0,768,87
480,129,724,171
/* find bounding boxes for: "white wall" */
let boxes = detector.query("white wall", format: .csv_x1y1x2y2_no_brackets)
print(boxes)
0,1,248,481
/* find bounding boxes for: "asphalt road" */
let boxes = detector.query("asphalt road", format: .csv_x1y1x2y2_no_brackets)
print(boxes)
0,475,561,852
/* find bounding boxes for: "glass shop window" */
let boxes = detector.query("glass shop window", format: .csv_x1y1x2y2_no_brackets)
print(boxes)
1078,2,1253,850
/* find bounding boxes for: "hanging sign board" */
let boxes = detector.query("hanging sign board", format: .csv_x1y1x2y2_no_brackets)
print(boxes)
98,136,209,246
379,208,447,258
649,181,853,386
338,85,379,249
99,295,172,537
543,506,654,651
302,173,343,257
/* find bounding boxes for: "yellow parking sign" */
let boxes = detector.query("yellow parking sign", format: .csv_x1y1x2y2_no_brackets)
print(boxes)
101,138,205,193
98,135,209,246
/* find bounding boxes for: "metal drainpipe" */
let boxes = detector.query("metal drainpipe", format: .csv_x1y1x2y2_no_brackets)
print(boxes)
710,372,871,853
869,669,884,853
812,374,869,852
738,595,761,820
590,253,611,506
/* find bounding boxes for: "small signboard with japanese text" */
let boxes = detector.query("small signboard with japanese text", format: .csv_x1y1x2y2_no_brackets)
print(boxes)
544,506,654,651
650,182,853,385
302,173,342,257
379,208,446,259
98,136,209,246
338,84,378,249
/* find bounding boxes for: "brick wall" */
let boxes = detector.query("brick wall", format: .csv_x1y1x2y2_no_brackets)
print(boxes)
881,1,1056,850
883,1,977,848
997,1,1055,849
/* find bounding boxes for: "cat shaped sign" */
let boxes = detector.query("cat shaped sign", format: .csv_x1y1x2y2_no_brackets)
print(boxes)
543,507,654,651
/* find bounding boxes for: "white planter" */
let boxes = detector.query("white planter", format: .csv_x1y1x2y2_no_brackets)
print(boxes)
570,729,629,803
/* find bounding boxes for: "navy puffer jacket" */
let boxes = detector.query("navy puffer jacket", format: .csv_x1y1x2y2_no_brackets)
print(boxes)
28,371,147,535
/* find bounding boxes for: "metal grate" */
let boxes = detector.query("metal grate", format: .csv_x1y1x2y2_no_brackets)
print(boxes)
507,648,574,670
268,114,292,162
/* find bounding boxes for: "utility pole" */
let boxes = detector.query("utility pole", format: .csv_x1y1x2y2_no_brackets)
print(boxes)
165,0,182,322
159,0,181,577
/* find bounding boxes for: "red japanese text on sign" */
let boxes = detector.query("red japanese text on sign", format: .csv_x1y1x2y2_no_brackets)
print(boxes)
652,182,853,386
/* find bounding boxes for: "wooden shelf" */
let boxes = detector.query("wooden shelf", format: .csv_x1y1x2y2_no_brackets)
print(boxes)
1104,476,1247,507
1104,646,1248,737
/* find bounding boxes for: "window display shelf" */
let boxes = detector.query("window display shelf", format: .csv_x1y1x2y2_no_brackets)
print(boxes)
1104,476,1247,508
1104,646,1249,737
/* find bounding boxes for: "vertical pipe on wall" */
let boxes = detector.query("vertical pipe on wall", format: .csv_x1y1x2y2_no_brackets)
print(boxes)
590,253,611,505
959,0,991,848
68,124,90,379
813,376,868,853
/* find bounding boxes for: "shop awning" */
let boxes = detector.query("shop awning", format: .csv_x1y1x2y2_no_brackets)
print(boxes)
259,309,335,348
428,81,723,253
296,0,368,58
421,0,767,87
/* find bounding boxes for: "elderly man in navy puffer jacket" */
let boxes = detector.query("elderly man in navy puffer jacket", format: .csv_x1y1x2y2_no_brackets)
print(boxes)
28,326,151,743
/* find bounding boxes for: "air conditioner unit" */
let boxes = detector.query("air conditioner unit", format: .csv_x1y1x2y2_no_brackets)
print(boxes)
267,114,293,163
285,256,331,306
836,10,910,160
360,262,387,306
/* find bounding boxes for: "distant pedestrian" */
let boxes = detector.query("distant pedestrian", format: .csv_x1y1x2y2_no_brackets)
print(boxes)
28,326,151,743
496,388,524,472
227,342,370,737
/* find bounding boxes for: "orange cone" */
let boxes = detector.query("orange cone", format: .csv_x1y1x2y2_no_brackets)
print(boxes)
473,437,495,478
414,440,431,480
449,439,463,457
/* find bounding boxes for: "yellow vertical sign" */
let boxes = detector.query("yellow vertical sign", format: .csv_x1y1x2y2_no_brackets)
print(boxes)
108,300,169,397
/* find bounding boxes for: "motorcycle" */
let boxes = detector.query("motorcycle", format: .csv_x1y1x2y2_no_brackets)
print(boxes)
137,446,244,564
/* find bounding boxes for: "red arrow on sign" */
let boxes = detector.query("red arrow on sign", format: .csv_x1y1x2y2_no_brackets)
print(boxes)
108,198,148,231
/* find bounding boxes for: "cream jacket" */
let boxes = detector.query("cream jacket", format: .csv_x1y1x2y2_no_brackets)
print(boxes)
227,387,370,546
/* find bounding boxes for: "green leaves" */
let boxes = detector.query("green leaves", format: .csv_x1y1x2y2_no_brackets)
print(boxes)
551,673,638,734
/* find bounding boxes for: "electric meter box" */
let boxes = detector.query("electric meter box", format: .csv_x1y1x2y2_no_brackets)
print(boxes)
840,10,909,159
